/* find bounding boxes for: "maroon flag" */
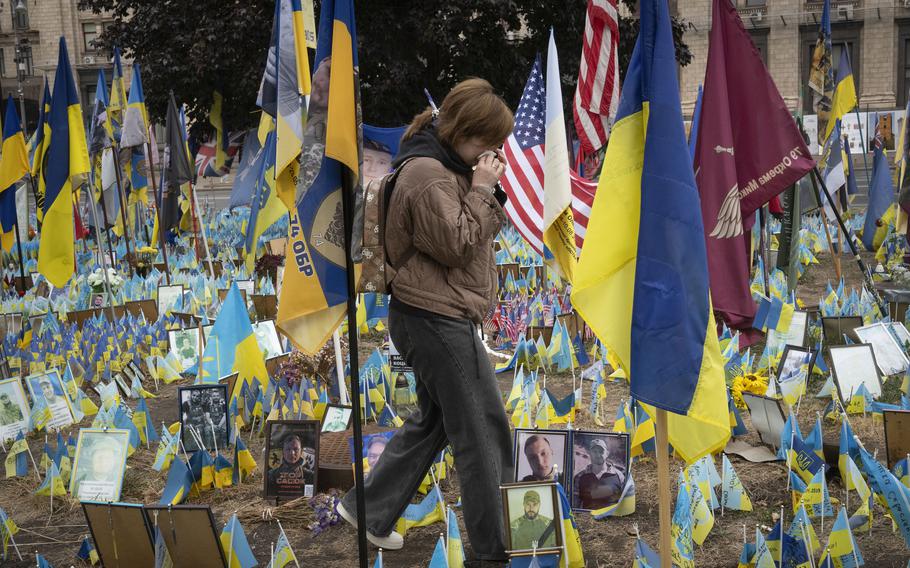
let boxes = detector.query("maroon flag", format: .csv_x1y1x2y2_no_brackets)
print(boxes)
694,0,814,339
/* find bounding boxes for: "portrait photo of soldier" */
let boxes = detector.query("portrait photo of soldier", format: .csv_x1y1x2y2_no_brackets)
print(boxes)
570,432,629,511
0,378,29,442
514,429,567,486
178,385,229,453
265,421,319,499
320,405,352,433
70,429,129,502
26,370,74,430
502,483,561,553
169,328,201,372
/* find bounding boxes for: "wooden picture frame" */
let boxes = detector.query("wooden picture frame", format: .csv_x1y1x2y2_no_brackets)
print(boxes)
883,410,910,470
82,501,155,567
501,482,563,554
264,420,320,500
142,505,226,568
178,384,230,453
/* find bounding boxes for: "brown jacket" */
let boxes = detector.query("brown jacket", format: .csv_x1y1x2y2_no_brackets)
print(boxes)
386,157,505,323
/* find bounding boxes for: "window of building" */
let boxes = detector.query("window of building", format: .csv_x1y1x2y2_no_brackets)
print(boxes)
898,28,910,108
744,0,767,6
83,23,99,52
11,1,28,30
801,24,861,114
0,48,6,79
85,83,97,107
748,29,769,67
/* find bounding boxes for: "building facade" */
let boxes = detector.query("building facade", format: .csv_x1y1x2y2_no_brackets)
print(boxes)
0,0,122,132
676,0,910,121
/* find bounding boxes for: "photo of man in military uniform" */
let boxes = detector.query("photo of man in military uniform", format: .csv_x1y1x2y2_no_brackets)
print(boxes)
571,436,628,510
266,423,318,499
0,379,29,442
508,488,557,551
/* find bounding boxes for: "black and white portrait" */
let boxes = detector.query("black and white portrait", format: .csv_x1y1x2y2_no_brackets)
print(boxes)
178,385,229,452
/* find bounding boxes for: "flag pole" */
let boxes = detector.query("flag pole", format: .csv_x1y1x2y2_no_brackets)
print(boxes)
154,146,172,286
655,408,671,568
110,145,135,277
811,166,888,316
808,169,841,280
90,167,118,275
12,205,26,294
340,157,369,568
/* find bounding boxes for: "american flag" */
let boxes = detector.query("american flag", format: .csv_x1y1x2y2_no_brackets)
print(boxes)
570,170,597,250
573,0,620,155
502,57,546,255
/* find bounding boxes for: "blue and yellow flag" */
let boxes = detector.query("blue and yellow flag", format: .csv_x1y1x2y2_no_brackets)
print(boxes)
107,47,128,139
819,507,863,567
210,90,228,171
220,515,257,568
824,48,857,143
277,0,360,354
120,62,149,149
199,284,267,398
446,507,465,568
0,96,28,252
244,130,285,271
28,79,51,222
570,0,729,464
159,457,192,505
37,37,89,288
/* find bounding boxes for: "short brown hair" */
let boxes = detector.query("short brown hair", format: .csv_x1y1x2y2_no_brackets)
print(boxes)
403,78,513,148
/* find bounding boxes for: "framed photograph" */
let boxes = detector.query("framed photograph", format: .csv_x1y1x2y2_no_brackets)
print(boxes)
82,502,155,567
742,392,788,449
113,372,132,399
854,323,910,376
90,292,107,309
776,345,814,383
178,384,229,452
821,316,863,346
513,429,569,486
767,311,809,351
349,430,397,478
142,505,226,568
252,320,284,359
887,322,910,352
157,284,185,317
501,482,562,553
265,420,319,499
70,428,130,502
235,279,255,299
0,378,29,442
168,328,202,372
7,312,21,338
569,431,629,511
321,404,352,432
883,410,910,469
829,344,884,400
25,369,74,430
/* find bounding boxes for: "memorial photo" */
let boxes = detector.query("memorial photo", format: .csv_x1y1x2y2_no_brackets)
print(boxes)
265,420,318,499
25,369,74,430
502,482,561,553
157,284,184,316
513,429,568,486
348,431,396,478
252,320,284,359
178,384,229,452
570,431,629,511
0,378,29,442
70,428,130,502
169,328,201,372
321,404,352,432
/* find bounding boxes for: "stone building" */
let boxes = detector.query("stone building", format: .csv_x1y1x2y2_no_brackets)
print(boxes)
0,0,121,132
676,0,908,119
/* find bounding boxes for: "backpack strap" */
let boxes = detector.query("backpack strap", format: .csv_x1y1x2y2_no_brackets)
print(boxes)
385,158,418,273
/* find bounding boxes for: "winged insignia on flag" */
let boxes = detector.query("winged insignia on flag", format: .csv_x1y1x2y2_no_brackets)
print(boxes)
709,185,743,239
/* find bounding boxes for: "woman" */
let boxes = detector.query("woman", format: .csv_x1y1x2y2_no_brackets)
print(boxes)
339,78,514,565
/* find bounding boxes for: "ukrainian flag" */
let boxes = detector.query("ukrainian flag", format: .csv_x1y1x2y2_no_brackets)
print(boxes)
37,37,89,288
824,48,857,143
0,97,28,252
199,284,267,399
107,47,128,138
120,62,149,149
244,130,286,271
29,80,50,224
220,515,257,568
277,0,359,354
570,0,729,463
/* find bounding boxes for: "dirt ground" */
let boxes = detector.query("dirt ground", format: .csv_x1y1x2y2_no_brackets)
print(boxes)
2,252,910,567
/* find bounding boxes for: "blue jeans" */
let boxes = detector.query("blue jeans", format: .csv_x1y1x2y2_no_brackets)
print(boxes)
341,306,513,561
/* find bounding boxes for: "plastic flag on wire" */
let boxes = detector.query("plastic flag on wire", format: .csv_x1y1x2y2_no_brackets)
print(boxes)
819,507,864,567
159,458,193,505
4,432,28,478
591,474,636,518
555,482,585,567
77,535,100,565
220,514,257,568
670,481,695,568
446,507,465,568
721,455,753,511
395,491,445,537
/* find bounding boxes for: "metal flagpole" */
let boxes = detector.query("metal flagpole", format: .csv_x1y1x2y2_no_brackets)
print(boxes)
341,159,368,568
811,167,887,316
111,145,134,276
655,409,671,568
